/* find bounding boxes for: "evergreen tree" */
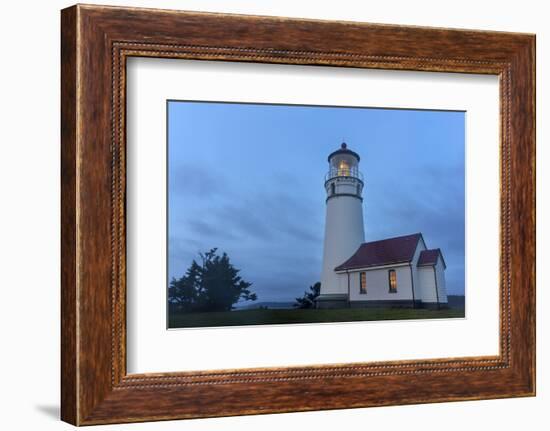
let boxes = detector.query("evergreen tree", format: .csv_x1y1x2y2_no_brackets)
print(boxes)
294,282,321,309
168,260,202,312
169,248,256,312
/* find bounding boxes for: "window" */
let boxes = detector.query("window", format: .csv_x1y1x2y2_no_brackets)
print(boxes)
388,269,397,293
356,183,361,196
331,183,335,195
359,272,367,294
338,160,350,176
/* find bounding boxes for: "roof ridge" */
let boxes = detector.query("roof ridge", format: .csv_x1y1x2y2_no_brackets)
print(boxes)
361,232,422,246
335,232,424,272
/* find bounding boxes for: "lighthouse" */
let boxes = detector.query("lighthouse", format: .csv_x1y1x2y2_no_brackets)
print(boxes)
315,142,449,310
317,143,365,308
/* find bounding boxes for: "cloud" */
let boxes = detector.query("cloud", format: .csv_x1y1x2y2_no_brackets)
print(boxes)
169,163,225,198
169,185,326,300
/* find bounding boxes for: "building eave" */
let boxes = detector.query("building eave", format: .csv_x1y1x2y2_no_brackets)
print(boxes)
335,261,410,274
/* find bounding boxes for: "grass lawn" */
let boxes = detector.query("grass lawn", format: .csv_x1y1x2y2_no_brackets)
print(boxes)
168,306,465,329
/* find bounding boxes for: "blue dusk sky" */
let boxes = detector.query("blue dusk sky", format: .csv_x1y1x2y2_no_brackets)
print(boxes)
168,101,465,301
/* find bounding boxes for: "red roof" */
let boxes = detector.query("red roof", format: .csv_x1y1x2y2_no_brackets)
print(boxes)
418,249,445,268
335,233,423,271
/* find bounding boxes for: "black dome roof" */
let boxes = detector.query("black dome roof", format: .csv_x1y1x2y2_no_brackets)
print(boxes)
327,142,360,162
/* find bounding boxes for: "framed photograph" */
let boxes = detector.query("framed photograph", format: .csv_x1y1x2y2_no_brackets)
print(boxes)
61,4,535,425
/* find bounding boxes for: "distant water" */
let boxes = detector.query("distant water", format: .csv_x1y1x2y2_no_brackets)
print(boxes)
234,301,296,310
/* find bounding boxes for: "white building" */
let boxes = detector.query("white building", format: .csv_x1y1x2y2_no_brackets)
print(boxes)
316,143,448,309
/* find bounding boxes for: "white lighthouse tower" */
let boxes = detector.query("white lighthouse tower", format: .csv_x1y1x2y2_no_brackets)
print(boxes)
317,143,365,308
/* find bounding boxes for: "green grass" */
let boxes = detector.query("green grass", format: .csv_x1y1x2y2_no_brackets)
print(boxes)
168,307,465,329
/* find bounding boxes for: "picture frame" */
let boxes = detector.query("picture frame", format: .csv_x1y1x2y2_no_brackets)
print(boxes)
60,4,535,425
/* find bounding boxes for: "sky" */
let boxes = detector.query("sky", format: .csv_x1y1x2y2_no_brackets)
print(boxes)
168,101,465,302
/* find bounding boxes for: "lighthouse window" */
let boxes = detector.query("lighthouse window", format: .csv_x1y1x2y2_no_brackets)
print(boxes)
356,183,361,195
331,183,335,195
359,272,367,294
338,160,350,176
388,269,397,293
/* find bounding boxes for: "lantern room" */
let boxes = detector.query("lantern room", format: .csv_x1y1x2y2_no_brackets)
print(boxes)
326,142,362,182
